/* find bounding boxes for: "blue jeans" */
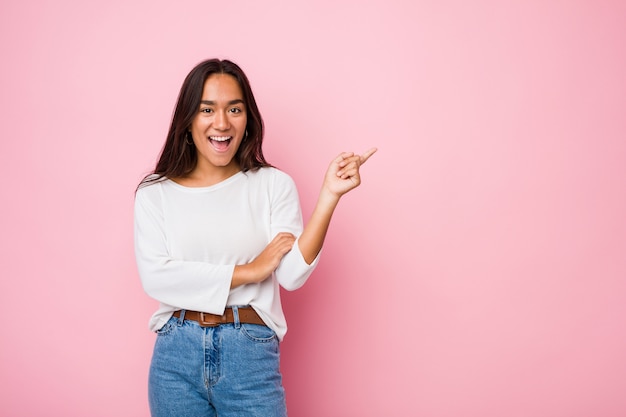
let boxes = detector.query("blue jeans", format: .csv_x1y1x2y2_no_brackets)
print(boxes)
148,307,287,417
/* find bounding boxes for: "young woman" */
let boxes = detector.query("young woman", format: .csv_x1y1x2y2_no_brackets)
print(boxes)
134,58,375,417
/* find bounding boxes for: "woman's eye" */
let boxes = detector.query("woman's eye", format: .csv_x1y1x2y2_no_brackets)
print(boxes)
200,108,213,113
229,108,242,114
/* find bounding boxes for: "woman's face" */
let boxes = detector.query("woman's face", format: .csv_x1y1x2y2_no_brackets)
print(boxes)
189,73,247,176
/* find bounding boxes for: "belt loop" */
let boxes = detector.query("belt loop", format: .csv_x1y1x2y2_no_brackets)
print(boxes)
177,310,186,326
232,306,241,329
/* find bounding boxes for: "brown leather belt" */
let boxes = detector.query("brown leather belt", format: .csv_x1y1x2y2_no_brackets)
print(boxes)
173,307,266,327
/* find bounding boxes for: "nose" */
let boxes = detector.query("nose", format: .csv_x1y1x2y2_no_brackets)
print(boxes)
213,110,230,130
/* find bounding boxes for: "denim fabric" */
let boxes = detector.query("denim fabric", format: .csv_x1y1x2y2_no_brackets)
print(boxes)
148,307,287,417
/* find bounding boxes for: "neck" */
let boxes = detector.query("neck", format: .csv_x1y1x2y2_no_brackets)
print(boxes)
177,161,241,187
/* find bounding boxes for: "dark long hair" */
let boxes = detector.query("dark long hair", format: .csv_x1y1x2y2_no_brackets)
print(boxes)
138,59,270,188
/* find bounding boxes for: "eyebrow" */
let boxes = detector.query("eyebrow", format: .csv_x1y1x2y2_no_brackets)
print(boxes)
200,99,245,106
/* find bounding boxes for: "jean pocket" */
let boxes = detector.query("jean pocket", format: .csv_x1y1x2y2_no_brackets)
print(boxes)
155,316,177,337
240,323,277,343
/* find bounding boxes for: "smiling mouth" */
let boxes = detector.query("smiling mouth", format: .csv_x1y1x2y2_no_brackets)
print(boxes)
209,136,232,151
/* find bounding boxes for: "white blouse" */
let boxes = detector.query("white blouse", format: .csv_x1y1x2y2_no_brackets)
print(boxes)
134,167,319,340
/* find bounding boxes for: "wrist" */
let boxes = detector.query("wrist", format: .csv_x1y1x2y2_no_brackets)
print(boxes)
232,264,257,288
318,187,341,208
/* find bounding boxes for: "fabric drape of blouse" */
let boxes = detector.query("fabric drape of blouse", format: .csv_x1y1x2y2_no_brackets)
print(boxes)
134,167,319,341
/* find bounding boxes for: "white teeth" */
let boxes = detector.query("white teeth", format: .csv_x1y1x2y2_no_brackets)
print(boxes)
209,136,231,142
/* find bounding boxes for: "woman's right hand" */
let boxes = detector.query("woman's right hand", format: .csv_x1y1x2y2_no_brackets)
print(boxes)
231,232,296,288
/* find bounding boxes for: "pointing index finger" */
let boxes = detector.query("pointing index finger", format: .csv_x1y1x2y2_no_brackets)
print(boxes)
359,147,378,164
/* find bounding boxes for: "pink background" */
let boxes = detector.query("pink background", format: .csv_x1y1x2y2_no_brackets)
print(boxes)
1,1,625,416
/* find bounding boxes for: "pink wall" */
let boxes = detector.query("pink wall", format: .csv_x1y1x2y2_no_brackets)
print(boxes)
1,1,625,416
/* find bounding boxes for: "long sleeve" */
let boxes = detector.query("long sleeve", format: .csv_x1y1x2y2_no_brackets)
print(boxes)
134,184,232,315
269,171,320,291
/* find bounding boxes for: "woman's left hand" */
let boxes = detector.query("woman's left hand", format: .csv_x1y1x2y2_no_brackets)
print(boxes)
322,147,377,198
298,147,377,264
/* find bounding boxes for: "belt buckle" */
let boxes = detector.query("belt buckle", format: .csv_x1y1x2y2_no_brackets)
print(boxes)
198,312,221,327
